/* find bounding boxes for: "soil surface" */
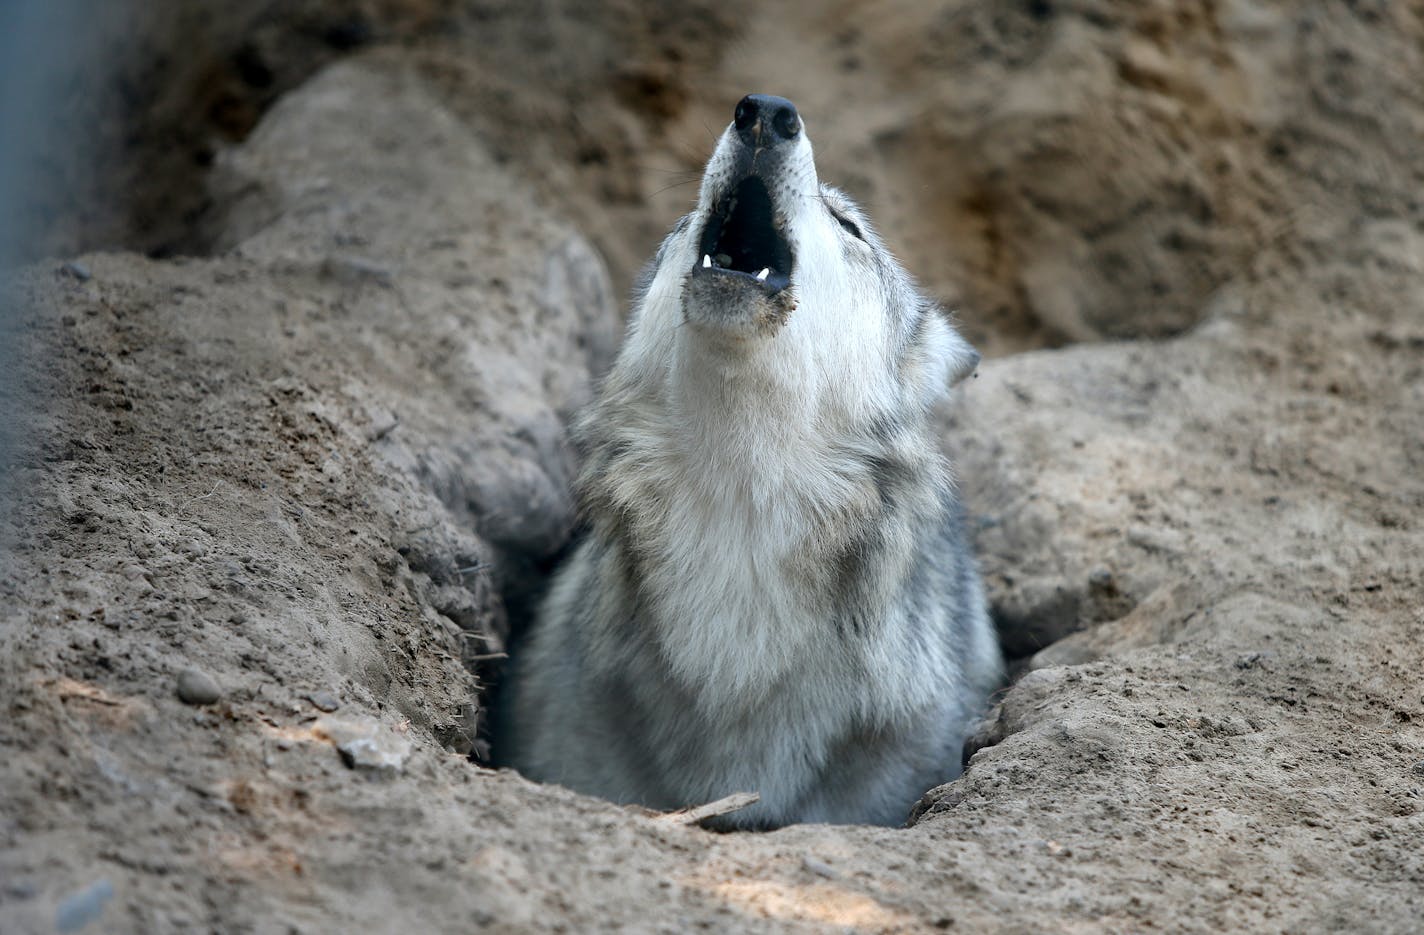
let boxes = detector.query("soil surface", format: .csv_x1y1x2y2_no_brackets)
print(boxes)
3,2,1423,932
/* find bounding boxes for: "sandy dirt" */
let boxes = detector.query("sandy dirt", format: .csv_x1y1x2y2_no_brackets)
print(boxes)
3,1,1423,932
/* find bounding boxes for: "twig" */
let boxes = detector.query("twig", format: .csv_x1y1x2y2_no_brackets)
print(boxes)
464,652,508,662
176,480,223,515
654,792,761,826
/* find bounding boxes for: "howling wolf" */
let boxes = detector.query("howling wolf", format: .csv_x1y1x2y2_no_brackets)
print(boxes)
498,94,1003,828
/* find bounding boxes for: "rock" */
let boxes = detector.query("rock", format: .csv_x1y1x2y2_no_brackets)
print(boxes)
175,668,222,706
306,690,341,712
320,254,394,287
314,716,412,774
55,878,114,932
59,261,91,282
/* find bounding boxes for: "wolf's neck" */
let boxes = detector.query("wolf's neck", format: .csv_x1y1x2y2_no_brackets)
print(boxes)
670,334,824,466
580,332,937,707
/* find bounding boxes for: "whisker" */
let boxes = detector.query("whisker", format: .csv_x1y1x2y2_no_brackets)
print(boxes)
669,136,716,166
650,179,701,198
633,163,701,177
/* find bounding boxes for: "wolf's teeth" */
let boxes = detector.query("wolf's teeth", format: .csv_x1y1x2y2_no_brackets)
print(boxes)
702,254,712,269
756,268,770,281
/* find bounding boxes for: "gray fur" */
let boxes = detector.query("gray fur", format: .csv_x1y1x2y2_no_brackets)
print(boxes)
499,105,1003,828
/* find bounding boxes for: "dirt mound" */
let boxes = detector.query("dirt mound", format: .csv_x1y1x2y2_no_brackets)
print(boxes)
4,2,1424,932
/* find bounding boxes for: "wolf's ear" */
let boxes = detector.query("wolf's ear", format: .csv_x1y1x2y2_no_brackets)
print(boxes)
924,309,980,388
945,334,980,387
916,311,981,406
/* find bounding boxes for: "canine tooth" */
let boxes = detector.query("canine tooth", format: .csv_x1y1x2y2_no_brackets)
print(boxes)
702,254,712,269
756,267,770,281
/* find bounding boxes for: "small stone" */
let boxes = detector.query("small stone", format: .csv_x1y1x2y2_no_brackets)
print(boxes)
322,254,394,287
315,716,412,774
60,261,92,282
55,878,113,932
307,690,341,712
176,668,222,706
365,407,399,442
801,856,838,879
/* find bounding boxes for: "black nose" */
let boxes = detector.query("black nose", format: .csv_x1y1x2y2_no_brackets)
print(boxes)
733,94,800,148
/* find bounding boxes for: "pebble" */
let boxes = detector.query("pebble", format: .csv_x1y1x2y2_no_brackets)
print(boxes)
322,254,394,287
1235,651,1268,670
59,261,92,282
55,878,113,932
802,856,838,879
315,716,412,774
307,690,341,712
175,668,222,706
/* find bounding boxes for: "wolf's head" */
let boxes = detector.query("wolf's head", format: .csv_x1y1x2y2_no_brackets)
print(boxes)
620,95,979,416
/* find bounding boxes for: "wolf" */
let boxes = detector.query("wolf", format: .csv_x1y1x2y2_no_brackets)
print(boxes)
498,94,1003,828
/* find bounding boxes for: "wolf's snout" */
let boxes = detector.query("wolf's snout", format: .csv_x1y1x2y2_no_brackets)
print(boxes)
734,94,801,149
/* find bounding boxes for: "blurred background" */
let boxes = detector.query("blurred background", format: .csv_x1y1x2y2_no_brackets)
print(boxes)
10,1,1419,357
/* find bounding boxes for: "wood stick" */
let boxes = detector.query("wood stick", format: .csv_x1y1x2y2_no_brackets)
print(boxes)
654,792,760,825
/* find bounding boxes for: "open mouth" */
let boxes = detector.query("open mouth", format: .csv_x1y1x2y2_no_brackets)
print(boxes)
694,176,794,293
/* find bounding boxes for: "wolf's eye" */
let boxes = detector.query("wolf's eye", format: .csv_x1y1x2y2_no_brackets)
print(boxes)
831,210,863,241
